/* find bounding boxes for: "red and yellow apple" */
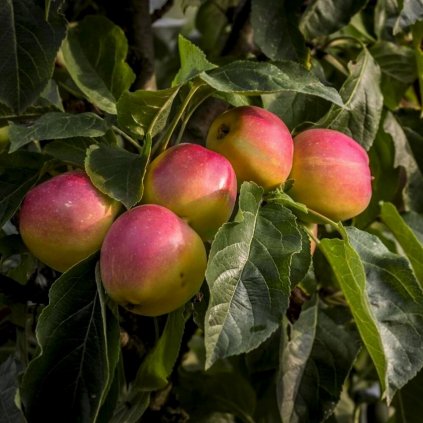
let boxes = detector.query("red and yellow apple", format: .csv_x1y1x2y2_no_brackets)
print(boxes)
206,106,294,190
143,143,237,240
289,129,372,222
19,170,120,272
100,204,207,316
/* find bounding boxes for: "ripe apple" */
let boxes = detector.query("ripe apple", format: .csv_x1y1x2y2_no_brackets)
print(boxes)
289,129,372,221
100,204,207,316
206,106,294,190
143,143,237,240
19,170,120,272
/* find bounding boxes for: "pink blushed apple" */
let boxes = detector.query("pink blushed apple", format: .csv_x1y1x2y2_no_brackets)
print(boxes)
289,129,372,222
100,204,207,316
143,143,237,240
206,106,294,190
19,170,120,272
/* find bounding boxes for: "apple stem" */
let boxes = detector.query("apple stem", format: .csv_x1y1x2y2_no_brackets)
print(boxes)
305,207,344,234
112,126,143,152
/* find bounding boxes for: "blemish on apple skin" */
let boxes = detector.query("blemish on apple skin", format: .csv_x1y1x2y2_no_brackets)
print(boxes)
217,123,230,140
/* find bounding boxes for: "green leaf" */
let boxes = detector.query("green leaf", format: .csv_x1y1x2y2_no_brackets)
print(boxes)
8,112,110,153
370,41,417,109
300,0,368,40
0,151,49,227
112,308,186,423
289,225,312,285
374,0,401,40
278,301,361,423
317,49,383,150
320,227,423,402
204,182,302,369
403,211,423,243
200,60,343,106
173,35,216,86
380,202,423,285
117,87,180,138
62,16,135,114
251,0,309,65
136,308,186,390
85,137,151,209
0,0,66,113
20,256,121,422
394,0,423,34
0,356,26,422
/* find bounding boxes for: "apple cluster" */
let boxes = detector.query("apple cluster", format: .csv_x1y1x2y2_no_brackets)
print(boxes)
18,105,372,316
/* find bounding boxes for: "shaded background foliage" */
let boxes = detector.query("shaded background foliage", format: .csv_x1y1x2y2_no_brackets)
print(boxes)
1,0,423,422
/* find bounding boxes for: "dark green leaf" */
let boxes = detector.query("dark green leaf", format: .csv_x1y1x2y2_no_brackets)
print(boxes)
320,227,423,403
392,368,423,423
318,49,383,150
85,137,151,209
178,333,256,423
0,0,66,113
113,308,186,423
20,257,121,422
201,60,343,106
394,0,423,34
300,0,368,40
44,137,100,167
370,41,417,109
204,182,302,368
0,151,48,227
380,202,423,284
412,22,423,114
397,109,423,174
374,0,400,40
354,112,401,228
290,225,312,285
173,35,216,86
9,112,110,153
278,301,361,423
262,60,331,131
0,356,26,422
62,16,135,114
251,0,309,65
117,87,180,138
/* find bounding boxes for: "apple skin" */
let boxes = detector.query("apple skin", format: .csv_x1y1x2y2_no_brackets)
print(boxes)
289,129,372,222
206,106,294,190
100,204,207,316
143,143,237,241
19,170,120,272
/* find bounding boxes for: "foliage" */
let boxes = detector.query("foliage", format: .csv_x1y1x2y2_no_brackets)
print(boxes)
1,0,423,422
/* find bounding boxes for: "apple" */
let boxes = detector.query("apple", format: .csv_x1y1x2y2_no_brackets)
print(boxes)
143,143,237,240
100,204,207,316
206,106,294,190
19,170,120,272
289,129,372,222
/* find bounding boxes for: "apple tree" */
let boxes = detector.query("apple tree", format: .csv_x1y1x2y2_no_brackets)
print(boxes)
1,0,423,422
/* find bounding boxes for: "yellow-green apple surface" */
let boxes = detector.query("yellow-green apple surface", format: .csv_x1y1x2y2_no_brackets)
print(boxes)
19,170,120,272
289,129,372,222
206,106,294,190
100,204,207,316
143,143,237,240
